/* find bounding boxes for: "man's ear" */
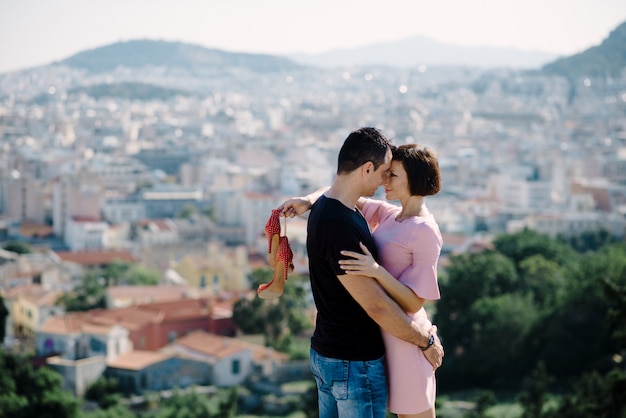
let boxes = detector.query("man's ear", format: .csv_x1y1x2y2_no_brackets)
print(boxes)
363,161,374,175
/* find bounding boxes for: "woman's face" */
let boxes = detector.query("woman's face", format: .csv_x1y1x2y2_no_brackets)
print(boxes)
383,160,410,200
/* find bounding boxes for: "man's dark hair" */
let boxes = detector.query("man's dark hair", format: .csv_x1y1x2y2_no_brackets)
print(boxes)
393,144,441,196
337,127,393,175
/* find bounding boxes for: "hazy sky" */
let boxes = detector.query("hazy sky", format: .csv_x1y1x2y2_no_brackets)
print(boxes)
1,0,626,73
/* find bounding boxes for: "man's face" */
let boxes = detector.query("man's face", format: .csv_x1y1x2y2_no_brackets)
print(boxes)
364,148,392,196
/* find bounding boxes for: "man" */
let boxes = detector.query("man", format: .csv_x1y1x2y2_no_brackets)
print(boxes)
280,127,443,417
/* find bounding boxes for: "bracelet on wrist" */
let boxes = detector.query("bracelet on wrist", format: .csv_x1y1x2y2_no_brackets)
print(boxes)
420,333,435,351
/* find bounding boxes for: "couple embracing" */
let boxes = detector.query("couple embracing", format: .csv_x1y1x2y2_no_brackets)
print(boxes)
280,127,444,418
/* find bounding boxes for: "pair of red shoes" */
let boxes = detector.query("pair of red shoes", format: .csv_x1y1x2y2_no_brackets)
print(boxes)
257,209,294,299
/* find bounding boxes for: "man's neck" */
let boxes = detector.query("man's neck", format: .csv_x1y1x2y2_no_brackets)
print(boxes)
325,176,361,210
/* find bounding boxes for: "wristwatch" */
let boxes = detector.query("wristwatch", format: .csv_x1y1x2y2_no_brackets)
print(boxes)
420,333,435,351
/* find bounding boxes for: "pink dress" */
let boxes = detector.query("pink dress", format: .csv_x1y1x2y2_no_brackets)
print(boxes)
361,199,442,414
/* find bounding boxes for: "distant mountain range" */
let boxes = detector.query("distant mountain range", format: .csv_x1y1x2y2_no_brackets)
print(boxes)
57,39,303,73
542,21,626,78
289,37,557,69
47,19,625,80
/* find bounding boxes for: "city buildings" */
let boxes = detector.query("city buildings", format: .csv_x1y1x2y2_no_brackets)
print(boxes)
1,45,625,396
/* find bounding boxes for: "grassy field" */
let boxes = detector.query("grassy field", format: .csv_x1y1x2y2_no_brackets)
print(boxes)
431,390,523,418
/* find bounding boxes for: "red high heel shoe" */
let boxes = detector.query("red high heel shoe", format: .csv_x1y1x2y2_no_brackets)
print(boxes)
258,216,294,300
265,209,281,268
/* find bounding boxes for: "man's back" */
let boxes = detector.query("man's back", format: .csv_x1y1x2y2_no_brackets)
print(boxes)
307,195,384,360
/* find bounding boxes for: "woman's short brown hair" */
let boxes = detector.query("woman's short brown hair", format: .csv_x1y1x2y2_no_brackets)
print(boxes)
392,144,441,196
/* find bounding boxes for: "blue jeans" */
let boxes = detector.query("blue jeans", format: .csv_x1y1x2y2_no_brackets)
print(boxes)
310,348,388,418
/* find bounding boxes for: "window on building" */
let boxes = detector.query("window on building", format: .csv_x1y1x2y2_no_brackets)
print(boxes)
232,359,240,375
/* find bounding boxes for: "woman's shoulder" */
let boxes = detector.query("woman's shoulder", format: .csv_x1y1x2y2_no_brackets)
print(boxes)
408,215,442,242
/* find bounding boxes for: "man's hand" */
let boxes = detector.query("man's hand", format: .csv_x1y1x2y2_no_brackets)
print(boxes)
278,197,312,218
422,325,444,371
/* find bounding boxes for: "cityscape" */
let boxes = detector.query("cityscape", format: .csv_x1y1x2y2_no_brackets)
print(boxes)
1,18,625,418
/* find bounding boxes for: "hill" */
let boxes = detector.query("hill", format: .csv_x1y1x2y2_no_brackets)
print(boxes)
542,21,626,78
290,35,557,69
29,81,192,104
57,39,304,73
69,82,191,101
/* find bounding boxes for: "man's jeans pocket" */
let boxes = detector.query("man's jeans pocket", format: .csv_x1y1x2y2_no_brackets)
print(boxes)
310,348,349,400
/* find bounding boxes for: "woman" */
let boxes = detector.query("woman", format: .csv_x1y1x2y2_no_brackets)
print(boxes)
282,144,443,418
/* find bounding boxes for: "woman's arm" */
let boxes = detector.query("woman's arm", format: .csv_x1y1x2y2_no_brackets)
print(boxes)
339,242,425,313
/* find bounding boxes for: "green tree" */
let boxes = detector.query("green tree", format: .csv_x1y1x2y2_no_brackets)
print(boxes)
216,387,238,418
434,250,518,363
3,241,32,254
438,292,539,389
203,205,216,221
0,294,8,342
558,228,617,253
124,264,160,285
57,272,106,312
537,244,626,379
58,261,160,311
102,260,159,286
302,380,319,418
601,274,626,349
493,229,575,269
101,260,130,286
84,377,121,409
81,404,136,418
232,268,313,351
518,254,566,309
470,391,496,418
178,205,199,219
436,235,626,391
546,368,626,418
147,389,213,418
0,351,80,418
518,362,553,418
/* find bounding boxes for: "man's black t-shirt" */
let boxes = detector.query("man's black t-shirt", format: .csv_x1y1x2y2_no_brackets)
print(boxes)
307,195,385,360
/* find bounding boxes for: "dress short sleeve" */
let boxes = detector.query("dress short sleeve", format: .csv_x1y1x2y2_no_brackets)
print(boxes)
398,221,442,301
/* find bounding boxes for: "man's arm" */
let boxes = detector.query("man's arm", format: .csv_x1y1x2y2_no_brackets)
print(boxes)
338,273,444,368
278,186,330,218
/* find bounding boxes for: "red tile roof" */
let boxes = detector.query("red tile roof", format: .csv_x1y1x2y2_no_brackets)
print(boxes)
55,250,136,266
172,331,289,363
107,285,193,307
39,298,225,336
173,330,248,359
19,221,54,238
2,284,62,306
40,314,113,335
71,216,103,223
136,219,175,232
108,350,172,370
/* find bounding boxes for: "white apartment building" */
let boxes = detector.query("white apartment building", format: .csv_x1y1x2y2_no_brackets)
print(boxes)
85,154,151,194
135,219,179,246
101,199,146,224
526,212,626,238
38,319,132,362
492,172,552,213
64,216,108,251
241,191,283,247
